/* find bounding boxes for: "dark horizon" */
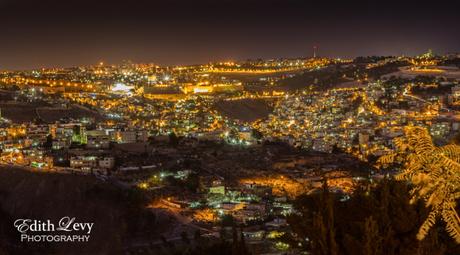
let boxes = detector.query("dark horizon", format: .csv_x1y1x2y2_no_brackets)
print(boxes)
1,0,459,70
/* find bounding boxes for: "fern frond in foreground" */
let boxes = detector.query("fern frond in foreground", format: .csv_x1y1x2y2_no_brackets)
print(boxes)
377,126,460,243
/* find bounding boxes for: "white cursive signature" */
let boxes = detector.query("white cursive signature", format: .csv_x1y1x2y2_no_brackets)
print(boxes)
13,219,32,233
56,216,75,231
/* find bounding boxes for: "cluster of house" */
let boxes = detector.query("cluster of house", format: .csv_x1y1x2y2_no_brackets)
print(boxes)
0,121,150,173
203,179,293,225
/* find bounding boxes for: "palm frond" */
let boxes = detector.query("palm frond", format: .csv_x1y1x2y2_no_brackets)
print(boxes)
378,126,460,243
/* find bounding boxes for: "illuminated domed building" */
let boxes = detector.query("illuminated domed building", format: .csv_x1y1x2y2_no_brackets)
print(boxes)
409,49,439,68
111,82,135,96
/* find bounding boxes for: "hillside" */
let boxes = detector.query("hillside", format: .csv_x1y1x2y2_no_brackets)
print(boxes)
0,166,162,254
214,99,273,123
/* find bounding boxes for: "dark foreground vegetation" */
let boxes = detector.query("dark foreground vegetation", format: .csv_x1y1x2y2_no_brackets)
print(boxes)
285,180,460,255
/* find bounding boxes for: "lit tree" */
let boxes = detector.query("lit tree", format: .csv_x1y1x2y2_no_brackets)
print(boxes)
378,126,460,243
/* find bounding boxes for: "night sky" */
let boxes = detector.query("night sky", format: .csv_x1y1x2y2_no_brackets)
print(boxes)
0,0,459,70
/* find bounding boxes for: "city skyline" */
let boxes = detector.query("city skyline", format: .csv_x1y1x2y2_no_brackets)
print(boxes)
1,0,459,70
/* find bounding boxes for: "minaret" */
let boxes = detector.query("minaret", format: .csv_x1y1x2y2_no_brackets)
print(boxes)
313,45,317,58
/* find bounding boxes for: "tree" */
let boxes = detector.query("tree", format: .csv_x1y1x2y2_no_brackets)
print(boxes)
232,225,239,255
169,132,179,147
362,216,381,255
239,228,248,255
287,178,459,255
10,85,20,91
312,182,338,255
221,215,234,227
185,173,200,192
378,126,460,243
43,134,53,150
251,129,263,140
